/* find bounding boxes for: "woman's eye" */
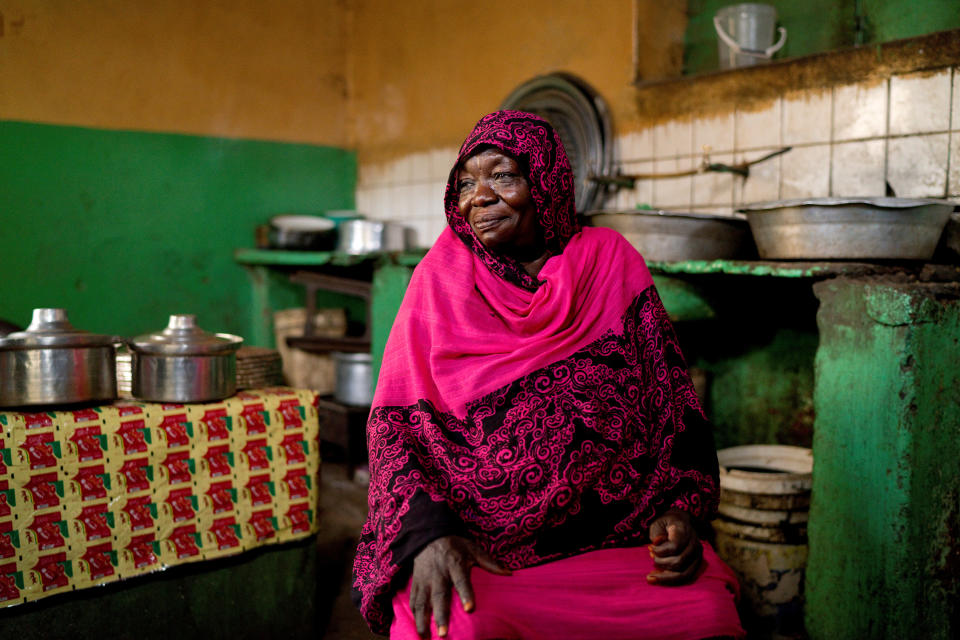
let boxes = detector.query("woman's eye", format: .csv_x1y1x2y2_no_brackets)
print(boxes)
494,172,516,181
458,180,475,191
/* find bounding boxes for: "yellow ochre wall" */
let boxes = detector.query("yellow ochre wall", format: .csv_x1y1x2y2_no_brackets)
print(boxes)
0,0,672,152
0,0,351,146
348,0,678,163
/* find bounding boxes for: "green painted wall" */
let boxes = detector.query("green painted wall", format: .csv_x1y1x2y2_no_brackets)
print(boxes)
684,0,960,74
0,121,356,344
861,0,960,44
807,278,960,639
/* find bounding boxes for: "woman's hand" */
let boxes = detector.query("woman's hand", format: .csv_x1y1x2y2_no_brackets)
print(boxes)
409,535,511,638
646,509,703,586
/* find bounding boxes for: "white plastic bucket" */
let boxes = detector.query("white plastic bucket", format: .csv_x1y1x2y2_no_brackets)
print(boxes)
714,3,787,70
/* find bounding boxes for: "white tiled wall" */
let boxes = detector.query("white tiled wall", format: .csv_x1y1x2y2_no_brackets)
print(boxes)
356,67,959,247
354,147,458,248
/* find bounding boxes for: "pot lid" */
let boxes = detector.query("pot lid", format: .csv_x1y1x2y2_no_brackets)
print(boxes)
130,314,243,355
0,308,117,349
501,72,613,215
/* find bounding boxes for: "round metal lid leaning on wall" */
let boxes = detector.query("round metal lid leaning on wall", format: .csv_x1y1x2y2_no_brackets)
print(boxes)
501,73,613,215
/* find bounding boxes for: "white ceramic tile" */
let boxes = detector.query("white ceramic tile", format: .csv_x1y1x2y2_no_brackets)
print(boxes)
637,127,655,159
833,80,888,141
410,151,431,182
780,145,831,200
737,149,781,205
406,218,429,249
950,132,960,196
431,180,449,215
365,187,389,220
359,162,385,187
384,184,410,220
357,163,373,188
783,90,832,146
653,119,693,158
365,186,387,219
430,147,458,181
692,153,734,208
889,70,952,135
693,111,736,155
886,134,949,198
617,160,655,210
405,183,426,219
952,67,960,131
411,182,434,216
652,158,693,209
735,99,781,151
831,140,886,197
386,157,414,185
618,129,655,161
354,188,374,217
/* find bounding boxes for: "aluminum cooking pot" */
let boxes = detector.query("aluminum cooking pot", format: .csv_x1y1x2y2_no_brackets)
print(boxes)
332,351,373,406
337,219,413,254
0,308,118,407
128,315,243,403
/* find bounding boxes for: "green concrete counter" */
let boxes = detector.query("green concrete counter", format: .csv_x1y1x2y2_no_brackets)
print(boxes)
236,251,960,638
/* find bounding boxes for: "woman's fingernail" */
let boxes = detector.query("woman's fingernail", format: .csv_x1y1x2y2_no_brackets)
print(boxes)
438,625,448,637
463,600,474,612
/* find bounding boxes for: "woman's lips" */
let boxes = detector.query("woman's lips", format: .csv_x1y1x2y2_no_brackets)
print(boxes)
473,215,509,231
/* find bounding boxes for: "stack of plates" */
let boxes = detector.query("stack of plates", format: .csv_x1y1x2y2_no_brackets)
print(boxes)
237,346,285,390
115,347,285,398
116,350,133,399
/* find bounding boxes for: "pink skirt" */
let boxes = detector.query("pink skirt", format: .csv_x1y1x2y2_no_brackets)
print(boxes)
390,542,744,640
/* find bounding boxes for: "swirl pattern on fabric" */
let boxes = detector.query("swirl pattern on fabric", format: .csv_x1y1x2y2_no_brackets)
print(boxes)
352,286,719,633
443,110,578,291
352,110,721,635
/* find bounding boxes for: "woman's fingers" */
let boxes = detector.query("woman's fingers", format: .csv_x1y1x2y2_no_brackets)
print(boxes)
647,537,702,585
447,558,476,613
410,581,432,638
647,511,703,586
430,571,452,637
409,536,512,636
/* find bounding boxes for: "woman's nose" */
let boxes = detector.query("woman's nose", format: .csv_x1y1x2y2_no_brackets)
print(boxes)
471,179,497,205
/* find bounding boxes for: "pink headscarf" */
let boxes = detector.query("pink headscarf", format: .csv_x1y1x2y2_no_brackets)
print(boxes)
353,111,719,634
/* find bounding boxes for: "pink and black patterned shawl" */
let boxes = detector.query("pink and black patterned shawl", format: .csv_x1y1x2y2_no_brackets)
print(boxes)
352,111,720,634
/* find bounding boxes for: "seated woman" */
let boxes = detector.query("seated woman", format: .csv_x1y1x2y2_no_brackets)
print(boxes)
352,110,744,640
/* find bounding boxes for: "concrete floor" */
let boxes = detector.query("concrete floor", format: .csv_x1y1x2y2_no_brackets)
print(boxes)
317,462,380,639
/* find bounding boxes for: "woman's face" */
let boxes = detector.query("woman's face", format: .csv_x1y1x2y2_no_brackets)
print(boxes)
457,148,542,259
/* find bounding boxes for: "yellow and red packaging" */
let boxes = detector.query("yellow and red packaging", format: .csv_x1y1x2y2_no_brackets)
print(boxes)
74,540,119,588
201,515,243,559
1,388,322,608
158,523,203,565
0,559,22,605
118,532,161,578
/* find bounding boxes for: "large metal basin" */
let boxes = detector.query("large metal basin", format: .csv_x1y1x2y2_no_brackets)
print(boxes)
740,197,955,260
587,210,755,261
